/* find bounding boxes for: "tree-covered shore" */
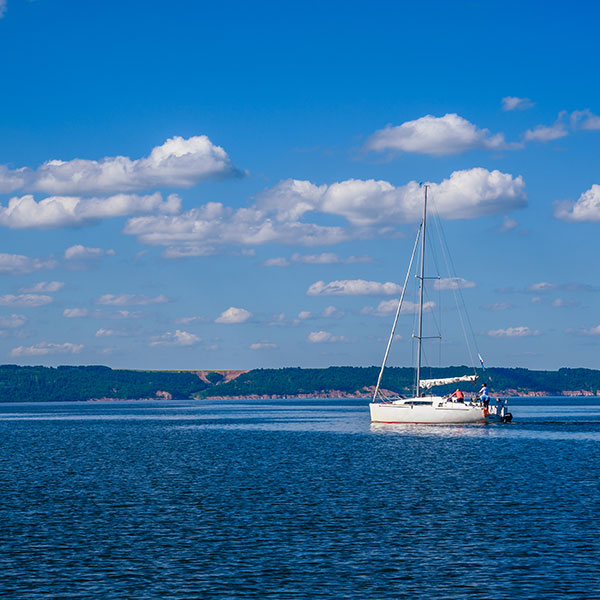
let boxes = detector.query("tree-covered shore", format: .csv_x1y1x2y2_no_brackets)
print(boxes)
0,364,599,402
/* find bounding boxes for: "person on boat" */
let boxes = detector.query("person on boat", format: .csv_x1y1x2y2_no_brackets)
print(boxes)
479,383,490,406
450,388,464,402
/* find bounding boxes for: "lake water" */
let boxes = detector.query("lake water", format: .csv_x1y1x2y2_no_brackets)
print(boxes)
0,397,599,599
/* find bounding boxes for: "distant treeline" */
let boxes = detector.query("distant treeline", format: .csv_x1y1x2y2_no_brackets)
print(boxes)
0,365,207,403
198,366,600,398
0,364,599,402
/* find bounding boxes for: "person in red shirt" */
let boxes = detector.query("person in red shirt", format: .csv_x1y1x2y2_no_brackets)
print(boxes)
451,388,464,402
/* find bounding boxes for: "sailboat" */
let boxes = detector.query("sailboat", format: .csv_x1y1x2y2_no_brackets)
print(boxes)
370,186,511,424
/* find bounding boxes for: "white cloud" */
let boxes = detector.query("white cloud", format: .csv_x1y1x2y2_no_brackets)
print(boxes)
571,110,600,131
125,201,348,256
433,277,475,291
528,282,557,292
297,311,312,320
123,169,526,255
581,325,600,336
63,308,89,318
261,257,290,267
64,245,115,260
250,342,278,350
215,307,252,324
96,294,169,306
0,192,180,229
524,113,568,142
11,342,83,357
322,305,344,318
0,136,239,196
499,216,518,232
0,1,5,19
0,294,53,307
175,316,209,325
488,326,541,337
63,308,144,319
307,330,345,343
150,330,200,347
366,113,511,156
95,328,131,337
307,279,403,296
260,169,526,226
363,299,435,316
18,281,65,293
551,298,578,308
555,184,600,222
0,314,27,328
502,96,534,111
0,253,57,274
531,296,542,304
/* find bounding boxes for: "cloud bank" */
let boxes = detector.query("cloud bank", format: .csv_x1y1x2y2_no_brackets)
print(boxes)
0,136,239,196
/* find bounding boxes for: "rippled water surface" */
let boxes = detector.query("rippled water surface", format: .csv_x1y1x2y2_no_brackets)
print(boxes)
1,397,599,599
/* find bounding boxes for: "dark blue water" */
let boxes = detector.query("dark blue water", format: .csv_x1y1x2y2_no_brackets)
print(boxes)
1,398,599,599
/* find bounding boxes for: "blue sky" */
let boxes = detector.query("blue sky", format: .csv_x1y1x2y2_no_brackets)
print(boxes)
0,0,599,370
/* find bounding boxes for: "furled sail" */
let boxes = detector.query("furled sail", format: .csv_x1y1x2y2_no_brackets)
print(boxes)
419,374,478,390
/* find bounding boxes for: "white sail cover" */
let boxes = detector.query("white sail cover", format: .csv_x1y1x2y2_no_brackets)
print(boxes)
419,374,478,390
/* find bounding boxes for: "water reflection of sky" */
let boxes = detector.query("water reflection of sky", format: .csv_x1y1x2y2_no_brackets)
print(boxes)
0,398,599,441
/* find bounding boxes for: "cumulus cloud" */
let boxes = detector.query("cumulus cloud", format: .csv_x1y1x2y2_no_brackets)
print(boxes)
250,342,278,350
11,342,83,357
150,330,200,347
124,201,348,256
488,326,541,337
524,113,568,142
123,169,526,255
215,307,252,324
64,245,115,260
96,294,169,306
297,311,312,320
321,305,344,318
259,169,526,225
366,113,511,156
0,192,180,229
555,184,600,222
433,277,475,291
570,110,600,131
0,136,239,196
551,298,578,308
307,280,403,296
502,96,534,111
0,253,57,274
362,299,435,316
307,331,345,343
0,294,53,307
64,308,144,319
18,281,65,293
0,314,27,328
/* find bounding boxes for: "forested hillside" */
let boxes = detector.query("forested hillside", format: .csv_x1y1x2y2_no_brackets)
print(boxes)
0,364,599,402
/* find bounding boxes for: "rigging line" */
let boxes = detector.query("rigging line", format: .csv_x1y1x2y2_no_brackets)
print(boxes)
373,223,422,402
429,193,478,373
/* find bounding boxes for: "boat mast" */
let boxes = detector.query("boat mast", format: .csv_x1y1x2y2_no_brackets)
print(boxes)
415,185,428,397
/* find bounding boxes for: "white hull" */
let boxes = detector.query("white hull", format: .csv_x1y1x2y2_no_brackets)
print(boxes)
370,396,486,424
